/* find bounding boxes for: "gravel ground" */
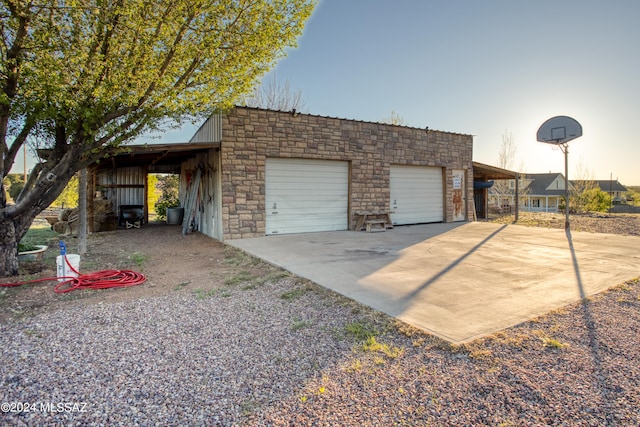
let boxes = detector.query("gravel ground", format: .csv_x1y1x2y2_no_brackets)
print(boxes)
1,215,639,426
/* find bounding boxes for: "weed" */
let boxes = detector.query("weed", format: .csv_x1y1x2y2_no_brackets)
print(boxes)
373,356,385,365
344,321,378,342
291,317,312,331
173,281,190,291
345,358,363,372
239,400,256,416
223,247,261,267
23,329,43,339
412,337,426,347
299,395,307,403
259,271,290,285
130,252,148,268
193,288,218,300
362,336,404,359
541,336,568,349
395,321,422,337
280,286,308,301
468,347,493,360
225,270,255,286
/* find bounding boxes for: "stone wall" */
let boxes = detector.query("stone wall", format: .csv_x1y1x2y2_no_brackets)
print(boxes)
221,107,474,239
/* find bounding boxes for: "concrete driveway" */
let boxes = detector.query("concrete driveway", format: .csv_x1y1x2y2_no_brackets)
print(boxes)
228,222,640,343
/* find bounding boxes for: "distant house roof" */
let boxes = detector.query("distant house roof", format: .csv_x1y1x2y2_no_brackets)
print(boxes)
523,173,567,196
570,180,628,193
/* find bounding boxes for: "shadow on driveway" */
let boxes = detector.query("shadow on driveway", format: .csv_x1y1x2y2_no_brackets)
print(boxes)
228,222,640,343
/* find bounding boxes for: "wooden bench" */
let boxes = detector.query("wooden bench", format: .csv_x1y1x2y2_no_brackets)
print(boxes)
365,219,388,233
355,211,394,232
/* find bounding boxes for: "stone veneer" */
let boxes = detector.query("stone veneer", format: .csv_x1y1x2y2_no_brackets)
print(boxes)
220,107,474,240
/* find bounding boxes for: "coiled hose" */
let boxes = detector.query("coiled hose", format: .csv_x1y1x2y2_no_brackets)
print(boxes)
1,255,146,293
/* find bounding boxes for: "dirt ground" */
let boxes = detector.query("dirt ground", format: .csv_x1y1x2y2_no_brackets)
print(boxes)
0,223,284,322
1,212,639,323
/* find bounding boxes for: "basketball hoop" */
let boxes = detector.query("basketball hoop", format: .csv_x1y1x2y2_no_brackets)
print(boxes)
536,116,583,230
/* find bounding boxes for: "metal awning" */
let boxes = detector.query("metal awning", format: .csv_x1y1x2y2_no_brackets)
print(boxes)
472,161,520,220
38,141,219,173
472,162,518,181
96,142,219,172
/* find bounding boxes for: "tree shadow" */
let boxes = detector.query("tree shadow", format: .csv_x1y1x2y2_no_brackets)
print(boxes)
565,228,615,426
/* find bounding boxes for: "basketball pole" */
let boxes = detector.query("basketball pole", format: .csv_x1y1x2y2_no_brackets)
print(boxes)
560,142,570,230
536,116,582,232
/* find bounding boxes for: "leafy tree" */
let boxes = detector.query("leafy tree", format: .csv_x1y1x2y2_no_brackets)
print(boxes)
582,188,611,212
51,174,78,208
3,173,24,202
569,161,598,212
0,0,316,276
626,186,640,206
154,174,179,220
147,174,159,216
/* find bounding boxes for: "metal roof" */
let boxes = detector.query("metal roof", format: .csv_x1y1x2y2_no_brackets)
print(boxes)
472,162,518,181
93,142,218,172
572,180,628,193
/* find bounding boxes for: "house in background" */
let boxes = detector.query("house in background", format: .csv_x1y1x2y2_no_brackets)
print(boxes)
489,173,568,213
570,179,628,205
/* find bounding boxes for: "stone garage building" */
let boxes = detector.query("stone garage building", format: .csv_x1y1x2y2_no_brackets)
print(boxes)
91,106,474,241
185,106,474,241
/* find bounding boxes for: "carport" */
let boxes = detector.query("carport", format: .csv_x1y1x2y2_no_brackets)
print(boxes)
86,142,217,232
472,161,519,220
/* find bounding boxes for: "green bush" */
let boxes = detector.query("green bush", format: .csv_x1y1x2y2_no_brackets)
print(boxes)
154,174,179,220
583,188,611,212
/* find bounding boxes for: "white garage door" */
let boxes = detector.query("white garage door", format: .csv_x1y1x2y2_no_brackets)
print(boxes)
266,158,349,235
390,165,443,225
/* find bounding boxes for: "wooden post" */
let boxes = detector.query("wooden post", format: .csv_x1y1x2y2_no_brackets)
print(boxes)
88,167,95,233
143,164,149,225
78,168,88,255
514,172,519,222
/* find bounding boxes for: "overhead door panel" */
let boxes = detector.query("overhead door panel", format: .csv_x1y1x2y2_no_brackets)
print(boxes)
266,158,348,235
390,166,443,225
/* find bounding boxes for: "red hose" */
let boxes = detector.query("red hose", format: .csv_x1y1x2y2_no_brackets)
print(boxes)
1,255,146,293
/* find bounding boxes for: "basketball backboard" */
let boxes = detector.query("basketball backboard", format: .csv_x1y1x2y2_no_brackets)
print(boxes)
536,116,582,145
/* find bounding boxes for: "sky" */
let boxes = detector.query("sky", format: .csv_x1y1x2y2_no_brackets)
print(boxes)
13,0,640,185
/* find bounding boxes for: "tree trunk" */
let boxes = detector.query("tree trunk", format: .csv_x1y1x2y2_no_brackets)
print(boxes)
0,205,37,277
0,219,19,277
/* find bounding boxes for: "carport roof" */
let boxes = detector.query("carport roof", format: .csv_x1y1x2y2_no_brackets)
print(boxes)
99,142,218,170
38,142,219,173
473,161,518,181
